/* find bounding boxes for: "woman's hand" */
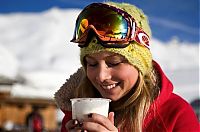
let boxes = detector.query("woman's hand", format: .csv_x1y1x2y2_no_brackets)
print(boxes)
80,112,118,132
65,119,80,132
65,112,117,132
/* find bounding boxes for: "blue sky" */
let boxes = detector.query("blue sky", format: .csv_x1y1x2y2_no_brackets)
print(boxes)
0,0,199,43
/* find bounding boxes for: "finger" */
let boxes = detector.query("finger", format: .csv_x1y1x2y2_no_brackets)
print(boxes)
108,112,115,125
82,121,107,132
71,127,84,132
65,119,79,130
84,113,117,131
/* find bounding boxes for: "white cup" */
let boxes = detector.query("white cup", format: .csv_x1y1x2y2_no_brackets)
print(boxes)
70,98,111,122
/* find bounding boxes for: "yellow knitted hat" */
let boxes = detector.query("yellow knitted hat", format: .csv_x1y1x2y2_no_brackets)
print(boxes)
80,2,153,75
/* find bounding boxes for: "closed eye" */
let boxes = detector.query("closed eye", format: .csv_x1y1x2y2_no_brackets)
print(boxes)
106,62,121,67
87,63,98,67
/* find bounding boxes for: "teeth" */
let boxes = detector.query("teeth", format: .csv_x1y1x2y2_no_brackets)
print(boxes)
102,84,116,90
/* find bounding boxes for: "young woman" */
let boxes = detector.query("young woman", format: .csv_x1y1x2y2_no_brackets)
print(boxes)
55,2,199,132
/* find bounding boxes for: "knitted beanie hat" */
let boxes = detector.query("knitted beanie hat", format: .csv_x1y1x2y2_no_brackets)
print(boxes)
80,2,153,75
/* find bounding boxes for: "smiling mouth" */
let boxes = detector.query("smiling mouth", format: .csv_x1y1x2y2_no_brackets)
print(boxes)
101,83,120,90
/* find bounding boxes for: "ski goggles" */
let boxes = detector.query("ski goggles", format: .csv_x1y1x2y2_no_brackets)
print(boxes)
70,3,150,48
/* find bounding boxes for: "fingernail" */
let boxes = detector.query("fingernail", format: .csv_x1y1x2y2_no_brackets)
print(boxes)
79,122,83,127
73,120,78,125
88,113,92,118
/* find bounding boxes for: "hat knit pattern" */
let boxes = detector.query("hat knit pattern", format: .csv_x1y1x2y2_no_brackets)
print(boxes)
80,2,153,75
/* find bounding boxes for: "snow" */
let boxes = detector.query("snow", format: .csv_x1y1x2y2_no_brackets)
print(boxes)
0,44,19,78
0,7,199,103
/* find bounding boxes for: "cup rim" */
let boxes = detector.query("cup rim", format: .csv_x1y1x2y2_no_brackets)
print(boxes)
70,98,111,102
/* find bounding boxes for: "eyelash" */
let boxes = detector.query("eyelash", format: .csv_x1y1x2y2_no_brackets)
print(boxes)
107,62,120,67
87,62,121,67
87,63,98,67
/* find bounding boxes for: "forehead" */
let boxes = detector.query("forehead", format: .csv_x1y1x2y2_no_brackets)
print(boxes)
86,51,124,60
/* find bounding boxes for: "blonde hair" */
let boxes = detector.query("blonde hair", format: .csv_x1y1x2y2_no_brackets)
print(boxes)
74,65,160,131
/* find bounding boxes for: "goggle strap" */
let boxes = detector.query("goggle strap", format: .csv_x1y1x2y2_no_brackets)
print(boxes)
134,27,150,48
131,22,136,39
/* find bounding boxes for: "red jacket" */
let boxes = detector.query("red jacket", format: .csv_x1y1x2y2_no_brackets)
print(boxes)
57,62,199,132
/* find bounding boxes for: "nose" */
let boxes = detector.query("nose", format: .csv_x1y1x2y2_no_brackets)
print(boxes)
96,64,111,83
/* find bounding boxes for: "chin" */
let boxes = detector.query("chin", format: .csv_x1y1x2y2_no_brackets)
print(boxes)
102,95,120,102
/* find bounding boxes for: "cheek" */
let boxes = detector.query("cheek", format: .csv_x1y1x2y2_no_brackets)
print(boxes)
128,71,139,86
86,68,95,82
116,66,139,86
128,68,139,87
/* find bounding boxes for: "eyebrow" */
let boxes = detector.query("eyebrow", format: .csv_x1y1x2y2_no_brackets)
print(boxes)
85,56,96,61
85,54,128,65
85,55,94,59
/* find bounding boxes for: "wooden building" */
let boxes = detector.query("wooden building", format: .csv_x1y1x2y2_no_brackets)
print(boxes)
0,77,59,131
